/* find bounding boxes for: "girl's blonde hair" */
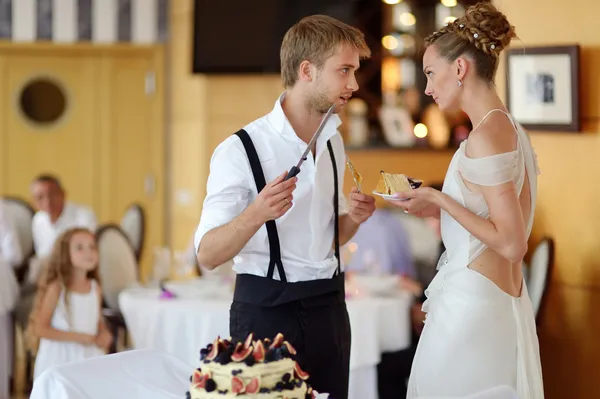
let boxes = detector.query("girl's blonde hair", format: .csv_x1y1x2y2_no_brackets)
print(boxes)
26,227,100,351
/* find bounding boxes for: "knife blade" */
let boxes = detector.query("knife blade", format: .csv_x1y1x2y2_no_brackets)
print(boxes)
285,104,336,180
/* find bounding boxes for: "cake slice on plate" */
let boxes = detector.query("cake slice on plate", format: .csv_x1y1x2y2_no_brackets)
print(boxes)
375,171,413,195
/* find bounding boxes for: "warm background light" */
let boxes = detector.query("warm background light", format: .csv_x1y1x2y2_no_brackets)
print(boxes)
398,12,416,26
382,0,402,4
381,35,399,50
444,16,457,24
414,123,428,138
441,0,458,7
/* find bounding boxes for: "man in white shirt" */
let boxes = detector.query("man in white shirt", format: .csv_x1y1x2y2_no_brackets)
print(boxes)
30,174,97,258
195,15,375,399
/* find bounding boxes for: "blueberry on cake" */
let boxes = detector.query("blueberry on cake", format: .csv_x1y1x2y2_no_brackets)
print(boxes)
186,333,316,399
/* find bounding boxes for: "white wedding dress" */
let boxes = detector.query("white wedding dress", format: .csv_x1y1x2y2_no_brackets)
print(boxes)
407,109,545,399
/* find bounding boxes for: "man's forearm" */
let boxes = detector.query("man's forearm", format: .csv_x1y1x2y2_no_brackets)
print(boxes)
338,214,360,246
197,204,264,269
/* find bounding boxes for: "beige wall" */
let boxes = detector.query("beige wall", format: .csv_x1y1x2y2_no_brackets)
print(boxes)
494,0,600,397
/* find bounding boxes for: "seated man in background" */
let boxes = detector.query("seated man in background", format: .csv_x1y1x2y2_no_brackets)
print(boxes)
343,207,417,279
30,174,97,259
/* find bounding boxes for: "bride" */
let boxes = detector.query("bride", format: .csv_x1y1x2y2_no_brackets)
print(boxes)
387,3,544,398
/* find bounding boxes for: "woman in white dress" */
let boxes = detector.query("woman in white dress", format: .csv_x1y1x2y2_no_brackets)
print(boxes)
387,3,544,398
27,228,113,379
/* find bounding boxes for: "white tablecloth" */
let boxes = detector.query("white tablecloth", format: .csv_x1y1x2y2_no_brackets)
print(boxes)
119,281,412,399
29,348,516,399
30,349,190,399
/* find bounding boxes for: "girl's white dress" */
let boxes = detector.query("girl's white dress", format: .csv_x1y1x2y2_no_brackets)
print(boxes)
407,110,545,398
33,280,105,379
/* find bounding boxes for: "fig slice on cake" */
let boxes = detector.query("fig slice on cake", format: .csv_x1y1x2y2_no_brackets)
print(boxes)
205,337,220,361
294,362,309,380
269,333,284,349
231,376,246,395
283,341,297,355
253,340,266,362
232,344,253,362
245,378,260,394
244,333,254,349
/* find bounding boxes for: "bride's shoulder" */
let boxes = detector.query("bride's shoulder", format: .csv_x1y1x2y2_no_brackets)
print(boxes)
465,115,517,160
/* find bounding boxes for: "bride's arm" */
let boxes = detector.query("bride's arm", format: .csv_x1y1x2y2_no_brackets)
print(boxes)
434,183,526,262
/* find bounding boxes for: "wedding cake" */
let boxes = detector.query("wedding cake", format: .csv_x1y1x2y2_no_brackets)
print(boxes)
187,333,316,399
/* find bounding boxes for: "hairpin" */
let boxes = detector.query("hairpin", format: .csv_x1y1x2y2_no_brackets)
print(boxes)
459,24,465,29
473,33,479,38
490,44,496,50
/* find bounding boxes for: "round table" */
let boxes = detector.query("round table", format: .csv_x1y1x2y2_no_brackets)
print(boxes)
118,279,412,399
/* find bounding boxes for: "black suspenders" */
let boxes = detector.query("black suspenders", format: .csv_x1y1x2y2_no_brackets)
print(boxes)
234,129,341,281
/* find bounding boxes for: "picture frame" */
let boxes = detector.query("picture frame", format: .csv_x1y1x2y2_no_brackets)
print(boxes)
505,45,580,132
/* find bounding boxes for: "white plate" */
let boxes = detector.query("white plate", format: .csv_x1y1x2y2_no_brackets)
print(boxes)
372,190,409,201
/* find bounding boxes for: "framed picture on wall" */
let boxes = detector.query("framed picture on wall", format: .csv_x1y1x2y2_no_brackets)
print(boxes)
505,45,580,132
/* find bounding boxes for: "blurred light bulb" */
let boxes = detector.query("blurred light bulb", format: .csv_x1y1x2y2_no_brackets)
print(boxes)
382,35,399,50
414,123,428,138
399,12,416,26
444,16,457,24
441,0,458,7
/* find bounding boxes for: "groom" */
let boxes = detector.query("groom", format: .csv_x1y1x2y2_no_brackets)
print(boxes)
194,14,376,399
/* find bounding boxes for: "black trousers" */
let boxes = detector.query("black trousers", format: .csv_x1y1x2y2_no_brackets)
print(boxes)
229,292,351,399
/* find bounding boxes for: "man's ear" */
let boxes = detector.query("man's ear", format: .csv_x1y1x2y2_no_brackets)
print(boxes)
299,60,313,82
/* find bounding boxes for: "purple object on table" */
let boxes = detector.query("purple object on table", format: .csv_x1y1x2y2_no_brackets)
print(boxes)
159,280,176,299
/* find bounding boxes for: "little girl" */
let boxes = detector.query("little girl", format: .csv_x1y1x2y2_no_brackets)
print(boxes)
27,227,113,379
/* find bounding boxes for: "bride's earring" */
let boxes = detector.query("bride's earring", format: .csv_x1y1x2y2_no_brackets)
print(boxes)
457,79,463,87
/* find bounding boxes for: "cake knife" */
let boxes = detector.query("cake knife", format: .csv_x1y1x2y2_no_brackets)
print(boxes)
285,104,336,181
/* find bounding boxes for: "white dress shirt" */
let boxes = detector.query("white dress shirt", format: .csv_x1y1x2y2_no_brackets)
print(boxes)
32,201,98,258
0,202,24,268
195,93,349,282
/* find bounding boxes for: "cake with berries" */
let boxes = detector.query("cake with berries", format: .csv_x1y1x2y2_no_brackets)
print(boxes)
187,333,316,399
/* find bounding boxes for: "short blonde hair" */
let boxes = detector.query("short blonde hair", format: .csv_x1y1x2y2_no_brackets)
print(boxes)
280,14,371,88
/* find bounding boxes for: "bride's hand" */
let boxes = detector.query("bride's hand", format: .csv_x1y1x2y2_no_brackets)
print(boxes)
386,187,441,218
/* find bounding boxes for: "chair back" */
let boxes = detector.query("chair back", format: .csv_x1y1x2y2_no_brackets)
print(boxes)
527,237,555,322
1,196,35,260
120,203,145,262
96,224,139,309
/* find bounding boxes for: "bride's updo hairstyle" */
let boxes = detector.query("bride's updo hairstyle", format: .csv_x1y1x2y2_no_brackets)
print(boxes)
424,2,517,83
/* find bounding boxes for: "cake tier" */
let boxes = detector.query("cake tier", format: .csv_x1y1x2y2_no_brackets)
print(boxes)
188,333,315,399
